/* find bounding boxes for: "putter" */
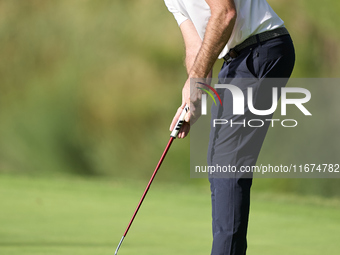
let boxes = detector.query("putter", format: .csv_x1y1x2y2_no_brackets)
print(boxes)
114,104,189,255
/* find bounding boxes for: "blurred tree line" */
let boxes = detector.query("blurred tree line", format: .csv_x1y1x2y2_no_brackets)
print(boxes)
0,0,339,197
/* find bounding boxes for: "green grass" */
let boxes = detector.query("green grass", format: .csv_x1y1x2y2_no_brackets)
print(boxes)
0,175,339,255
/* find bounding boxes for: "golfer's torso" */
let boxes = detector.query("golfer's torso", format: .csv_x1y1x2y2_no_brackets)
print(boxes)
164,0,285,58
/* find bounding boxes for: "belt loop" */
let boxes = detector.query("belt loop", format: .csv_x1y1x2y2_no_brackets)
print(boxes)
255,34,260,45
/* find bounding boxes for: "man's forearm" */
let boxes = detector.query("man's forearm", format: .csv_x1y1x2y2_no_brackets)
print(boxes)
185,52,198,75
189,5,236,78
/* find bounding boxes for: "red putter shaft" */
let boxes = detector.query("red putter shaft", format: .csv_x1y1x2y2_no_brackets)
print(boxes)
123,136,174,237
114,105,189,255
114,137,174,255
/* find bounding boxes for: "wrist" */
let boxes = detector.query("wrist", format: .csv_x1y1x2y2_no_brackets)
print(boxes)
188,70,204,79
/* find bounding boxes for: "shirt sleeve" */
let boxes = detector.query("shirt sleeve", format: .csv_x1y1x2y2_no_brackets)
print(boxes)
164,0,188,26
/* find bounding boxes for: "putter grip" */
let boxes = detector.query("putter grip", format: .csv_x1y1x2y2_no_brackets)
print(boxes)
170,104,189,138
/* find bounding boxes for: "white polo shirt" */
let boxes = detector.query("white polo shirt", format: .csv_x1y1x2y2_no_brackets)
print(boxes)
164,0,285,59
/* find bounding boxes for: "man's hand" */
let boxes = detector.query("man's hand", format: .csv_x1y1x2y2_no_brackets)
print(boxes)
169,76,205,139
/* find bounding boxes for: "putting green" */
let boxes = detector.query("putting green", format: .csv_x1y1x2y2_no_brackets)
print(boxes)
0,175,339,255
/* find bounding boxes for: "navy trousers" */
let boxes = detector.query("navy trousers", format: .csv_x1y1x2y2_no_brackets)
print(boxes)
208,34,295,255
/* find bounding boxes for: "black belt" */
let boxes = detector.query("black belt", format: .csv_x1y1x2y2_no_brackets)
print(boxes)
223,27,289,63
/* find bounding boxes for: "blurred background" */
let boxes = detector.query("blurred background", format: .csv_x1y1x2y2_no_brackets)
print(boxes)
0,1,339,254
1,0,339,194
